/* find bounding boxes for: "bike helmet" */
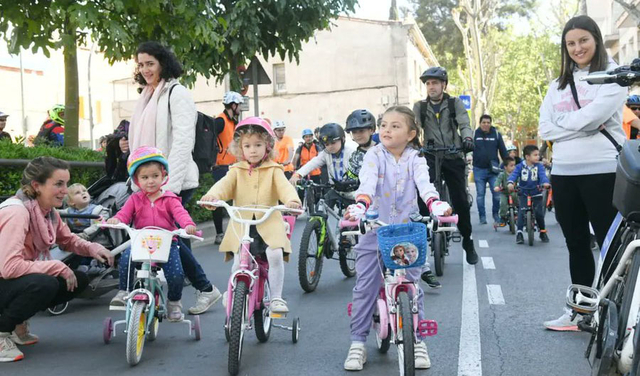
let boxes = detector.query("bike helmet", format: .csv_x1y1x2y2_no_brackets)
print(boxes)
420,67,448,84
345,109,376,132
627,95,640,105
301,128,313,137
319,122,345,146
48,104,65,125
506,145,517,152
127,146,169,178
235,116,275,138
273,120,286,130
222,91,244,105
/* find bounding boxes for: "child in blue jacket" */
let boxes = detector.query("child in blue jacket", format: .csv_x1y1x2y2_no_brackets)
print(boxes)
507,145,551,244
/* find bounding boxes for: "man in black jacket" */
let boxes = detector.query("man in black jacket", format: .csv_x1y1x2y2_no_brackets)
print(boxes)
472,114,508,225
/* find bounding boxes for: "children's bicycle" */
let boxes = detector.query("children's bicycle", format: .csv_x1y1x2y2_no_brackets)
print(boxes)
341,211,457,376
513,187,544,247
296,179,358,292
197,200,303,376
98,223,203,366
492,189,517,235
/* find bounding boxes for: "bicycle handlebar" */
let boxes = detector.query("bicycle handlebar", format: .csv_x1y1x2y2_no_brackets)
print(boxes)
339,214,458,235
580,60,640,86
196,200,303,227
97,223,204,242
421,145,462,154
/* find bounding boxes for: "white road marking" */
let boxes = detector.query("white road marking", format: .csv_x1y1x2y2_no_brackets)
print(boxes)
481,257,495,270
487,285,506,305
479,240,489,248
458,253,482,376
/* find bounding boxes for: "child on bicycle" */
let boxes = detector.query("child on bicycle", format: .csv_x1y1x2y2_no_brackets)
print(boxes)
493,157,518,226
507,145,551,244
343,105,452,371
345,109,378,181
200,117,301,314
107,146,197,321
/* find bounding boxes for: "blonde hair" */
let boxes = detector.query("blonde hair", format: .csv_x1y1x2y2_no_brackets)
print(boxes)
229,124,276,161
65,183,88,207
20,157,70,199
383,106,422,150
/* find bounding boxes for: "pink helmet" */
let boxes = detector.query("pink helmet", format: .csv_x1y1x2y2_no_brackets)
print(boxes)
235,117,275,137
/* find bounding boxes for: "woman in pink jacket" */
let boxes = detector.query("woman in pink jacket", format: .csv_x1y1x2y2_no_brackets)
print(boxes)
0,157,114,362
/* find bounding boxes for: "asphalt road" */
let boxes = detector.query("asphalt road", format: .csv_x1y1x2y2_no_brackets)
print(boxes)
8,189,594,376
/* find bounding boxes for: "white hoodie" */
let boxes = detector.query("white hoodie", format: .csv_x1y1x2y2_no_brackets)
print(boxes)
538,60,627,176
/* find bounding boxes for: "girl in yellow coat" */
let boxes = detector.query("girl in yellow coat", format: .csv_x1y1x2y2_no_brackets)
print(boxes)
200,117,301,313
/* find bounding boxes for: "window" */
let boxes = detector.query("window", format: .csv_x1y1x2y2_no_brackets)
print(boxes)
274,63,286,93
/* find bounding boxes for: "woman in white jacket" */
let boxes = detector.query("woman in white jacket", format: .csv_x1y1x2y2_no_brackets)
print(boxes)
539,16,627,331
124,41,221,315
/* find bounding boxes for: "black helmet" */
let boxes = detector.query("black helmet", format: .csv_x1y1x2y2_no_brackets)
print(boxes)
345,109,376,132
319,123,345,146
420,67,448,84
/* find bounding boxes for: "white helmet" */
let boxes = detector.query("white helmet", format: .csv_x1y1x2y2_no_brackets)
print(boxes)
273,120,286,129
223,91,244,105
506,144,517,152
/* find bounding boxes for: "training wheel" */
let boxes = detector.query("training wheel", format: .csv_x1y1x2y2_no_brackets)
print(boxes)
224,319,230,343
103,317,113,344
292,318,300,344
192,315,201,341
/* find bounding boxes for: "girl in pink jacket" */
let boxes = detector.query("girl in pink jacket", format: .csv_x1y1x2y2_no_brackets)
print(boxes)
107,147,197,322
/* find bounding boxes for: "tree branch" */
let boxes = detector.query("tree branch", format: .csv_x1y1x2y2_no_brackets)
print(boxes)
613,0,640,25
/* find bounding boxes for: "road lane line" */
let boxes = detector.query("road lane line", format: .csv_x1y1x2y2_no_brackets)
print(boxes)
481,257,495,270
479,240,489,248
487,285,505,305
458,252,482,376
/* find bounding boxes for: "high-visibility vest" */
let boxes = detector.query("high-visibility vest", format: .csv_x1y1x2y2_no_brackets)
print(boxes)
275,135,294,172
216,112,237,166
299,143,321,176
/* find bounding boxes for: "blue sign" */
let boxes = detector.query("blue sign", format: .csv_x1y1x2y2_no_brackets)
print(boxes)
459,95,471,110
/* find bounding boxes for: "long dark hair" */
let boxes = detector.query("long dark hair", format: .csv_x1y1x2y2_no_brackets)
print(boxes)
557,15,608,90
134,41,184,86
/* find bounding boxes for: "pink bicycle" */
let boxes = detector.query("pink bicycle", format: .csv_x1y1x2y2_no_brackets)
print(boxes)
341,211,457,376
197,200,302,376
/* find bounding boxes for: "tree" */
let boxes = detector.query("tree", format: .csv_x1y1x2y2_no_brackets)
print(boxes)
613,0,640,25
0,0,357,147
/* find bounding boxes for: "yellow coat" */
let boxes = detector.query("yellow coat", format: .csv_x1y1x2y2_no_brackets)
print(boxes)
204,160,301,261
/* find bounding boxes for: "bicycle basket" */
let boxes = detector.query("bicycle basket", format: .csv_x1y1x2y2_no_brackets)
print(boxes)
377,222,428,270
130,229,173,263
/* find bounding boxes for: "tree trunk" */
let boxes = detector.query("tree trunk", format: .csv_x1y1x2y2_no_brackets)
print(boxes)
579,0,587,15
63,17,79,148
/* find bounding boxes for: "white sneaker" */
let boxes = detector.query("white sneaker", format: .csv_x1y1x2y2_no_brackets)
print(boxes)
344,342,366,371
110,290,128,307
269,298,289,314
167,300,184,322
0,333,24,362
414,341,431,369
543,309,580,331
188,286,222,315
9,321,38,346
214,234,224,245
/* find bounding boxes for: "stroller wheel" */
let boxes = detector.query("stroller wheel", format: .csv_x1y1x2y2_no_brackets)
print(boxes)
47,302,69,316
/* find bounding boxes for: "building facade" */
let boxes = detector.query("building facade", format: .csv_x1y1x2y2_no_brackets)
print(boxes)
588,0,639,66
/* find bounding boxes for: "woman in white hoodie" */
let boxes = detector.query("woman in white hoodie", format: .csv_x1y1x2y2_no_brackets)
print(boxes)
539,16,627,331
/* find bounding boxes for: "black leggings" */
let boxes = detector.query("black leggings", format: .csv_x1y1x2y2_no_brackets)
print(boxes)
0,271,89,332
552,173,617,286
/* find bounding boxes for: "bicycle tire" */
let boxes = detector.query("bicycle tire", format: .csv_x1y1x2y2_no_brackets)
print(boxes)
615,245,640,352
339,234,357,278
527,211,534,246
228,280,248,376
126,300,147,366
298,219,324,292
631,321,640,376
397,291,415,376
508,208,516,234
433,233,445,277
254,280,272,343
592,299,618,376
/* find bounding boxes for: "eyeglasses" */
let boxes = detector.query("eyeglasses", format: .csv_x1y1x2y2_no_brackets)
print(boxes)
629,106,640,111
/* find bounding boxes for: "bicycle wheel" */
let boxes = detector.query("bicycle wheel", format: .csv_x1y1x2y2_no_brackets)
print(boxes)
508,208,516,234
433,233,445,277
298,219,324,292
615,245,640,351
592,299,618,376
126,300,147,366
526,211,534,246
397,291,415,376
339,234,357,278
254,280,272,343
228,280,248,376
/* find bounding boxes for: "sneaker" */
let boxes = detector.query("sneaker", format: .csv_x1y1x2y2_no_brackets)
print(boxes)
214,234,224,245
479,217,487,225
462,237,478,265
222,290,228,308
0,333,23,362
414,341,431,369
188,286,222,315
110,290,128,307
543,309,580,331
421,271,442,288
540,231,549,243
270,298,289,314
9,321,38,346
516,231,524,244
344,342,366,371
167,300,184,322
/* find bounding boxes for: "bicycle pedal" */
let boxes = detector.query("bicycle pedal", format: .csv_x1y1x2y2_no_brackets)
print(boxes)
451,234,462,243
418,320,438,337
566,284,599,314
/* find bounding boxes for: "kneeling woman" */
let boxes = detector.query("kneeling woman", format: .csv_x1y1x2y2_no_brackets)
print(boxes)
0,157,113,362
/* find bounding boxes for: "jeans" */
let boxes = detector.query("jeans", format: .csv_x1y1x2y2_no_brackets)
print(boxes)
473,167,500,221
516,194,545,232
0,271,89,332
178,188,213,292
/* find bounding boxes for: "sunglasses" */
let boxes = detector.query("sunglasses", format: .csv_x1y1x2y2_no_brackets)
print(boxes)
629,106,640,111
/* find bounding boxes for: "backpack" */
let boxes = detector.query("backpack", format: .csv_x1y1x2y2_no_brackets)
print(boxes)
168,85,218,174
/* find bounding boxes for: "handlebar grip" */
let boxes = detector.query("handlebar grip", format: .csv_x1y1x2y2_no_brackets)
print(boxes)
195,230,203,237
340,219,360,229
437,215,458,224
58,213,102,219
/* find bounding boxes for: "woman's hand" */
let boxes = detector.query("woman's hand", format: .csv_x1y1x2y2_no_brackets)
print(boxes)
185,225,197,235
199,195,219,210
106,218,121,225
65,269,78,292
285,201,301,210
94,248,114,266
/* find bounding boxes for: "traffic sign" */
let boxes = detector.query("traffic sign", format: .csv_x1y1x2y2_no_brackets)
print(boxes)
459,95,471,110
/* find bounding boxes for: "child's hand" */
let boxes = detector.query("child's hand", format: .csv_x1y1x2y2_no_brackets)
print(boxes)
345,203,366,221
430,200,452,217
507,183,515,192
185,225,197,235
493,186,500,193
106,218,121,225
199,195,219,210
289,173,301,186
285,201,301,210
542,183,551,189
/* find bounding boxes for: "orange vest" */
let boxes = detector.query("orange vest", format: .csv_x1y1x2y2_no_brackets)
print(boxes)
299,143,321,176
275,135,294,172
622,106,639,140
216,112,237,166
